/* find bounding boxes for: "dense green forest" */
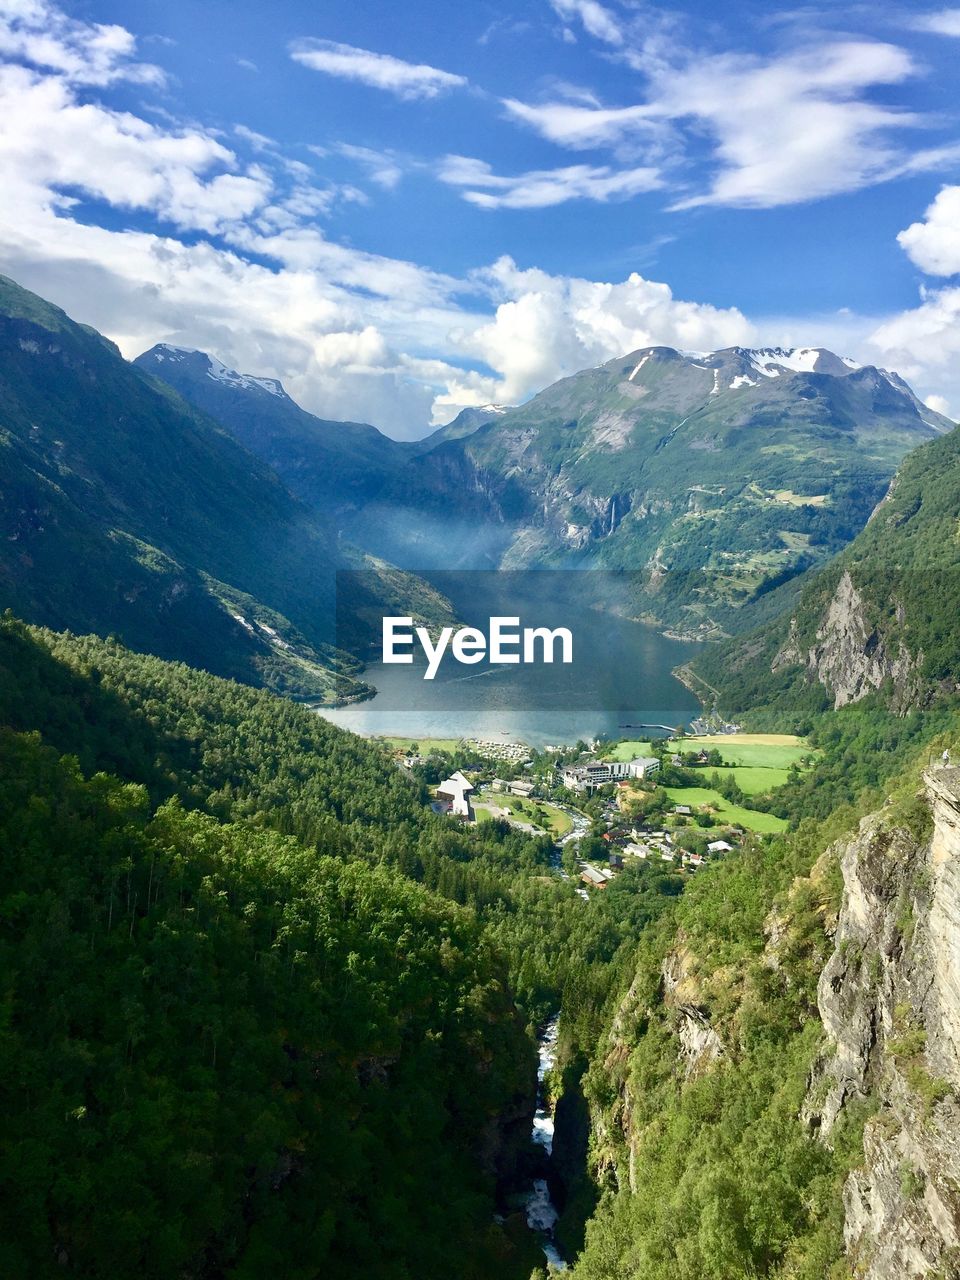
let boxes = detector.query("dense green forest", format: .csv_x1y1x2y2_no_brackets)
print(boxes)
0,615,691,1275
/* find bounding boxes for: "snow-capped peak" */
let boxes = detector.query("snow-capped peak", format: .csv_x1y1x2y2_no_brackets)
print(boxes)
204,352,286,398
147,344,286,399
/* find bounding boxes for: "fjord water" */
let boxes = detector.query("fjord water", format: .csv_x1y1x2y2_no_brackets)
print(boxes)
321,571,701,747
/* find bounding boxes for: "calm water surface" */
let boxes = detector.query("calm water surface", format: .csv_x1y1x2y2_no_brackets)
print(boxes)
321,573,701,748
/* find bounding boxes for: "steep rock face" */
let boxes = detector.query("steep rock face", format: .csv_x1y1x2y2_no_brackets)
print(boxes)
805,771,960,1278
773,570,922,711
661,944,724,1080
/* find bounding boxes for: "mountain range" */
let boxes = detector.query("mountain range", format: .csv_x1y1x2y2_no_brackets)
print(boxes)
140,337,951,641
0,275,452,701
2,270,955,702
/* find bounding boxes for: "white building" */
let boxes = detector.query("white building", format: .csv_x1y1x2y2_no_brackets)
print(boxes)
560,755,660,792
436,771,474,818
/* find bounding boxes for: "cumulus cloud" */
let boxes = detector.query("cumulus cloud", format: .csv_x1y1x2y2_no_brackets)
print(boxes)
289,38,466,100
428,255,753,418
898,186,960,276
437,154,662,208
867,286,960,420
0,64,272,234
0,0,163,85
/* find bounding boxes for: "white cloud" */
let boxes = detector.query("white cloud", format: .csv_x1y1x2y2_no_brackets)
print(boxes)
549,0,623,45
867,286,960,420
505,39,957,210
234,124,274,151
0,0,162,85
502,97,663,149
926,393,952,415
337,143,404,190
428,255,753,417
437,154,662,208
289,38,466,100
898,185,960,276
0,65,272,234
910,8,960,36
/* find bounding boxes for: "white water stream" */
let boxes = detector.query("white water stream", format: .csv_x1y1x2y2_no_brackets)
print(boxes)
526,1015,566,1270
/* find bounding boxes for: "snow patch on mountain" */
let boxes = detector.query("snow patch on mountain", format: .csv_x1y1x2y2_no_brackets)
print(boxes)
149,344,287,399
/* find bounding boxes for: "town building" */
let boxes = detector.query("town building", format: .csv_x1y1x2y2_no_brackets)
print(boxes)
580,864,615,889
560,755,660,793
436,771,474,818
507,780,535,797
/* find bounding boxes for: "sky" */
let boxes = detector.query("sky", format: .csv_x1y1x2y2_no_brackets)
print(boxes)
1,0,960,437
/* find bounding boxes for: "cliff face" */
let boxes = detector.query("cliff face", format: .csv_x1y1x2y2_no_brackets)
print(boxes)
772,570,922,711
805,769,960,1278
571,770,960,1279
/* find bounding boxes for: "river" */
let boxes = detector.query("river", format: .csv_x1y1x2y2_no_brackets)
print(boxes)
528,1015,566,1270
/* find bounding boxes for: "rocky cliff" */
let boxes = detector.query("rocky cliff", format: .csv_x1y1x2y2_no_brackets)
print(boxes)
772,570,923,712
805,769,960,1278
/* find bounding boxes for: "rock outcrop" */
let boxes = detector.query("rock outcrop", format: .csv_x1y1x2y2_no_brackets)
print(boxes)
773,570,922,711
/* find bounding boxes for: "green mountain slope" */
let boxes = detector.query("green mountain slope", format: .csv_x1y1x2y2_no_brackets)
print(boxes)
133,343,410,510
690,417,960,725
357,346,951,634
0,724,534,1279
0,275,451,700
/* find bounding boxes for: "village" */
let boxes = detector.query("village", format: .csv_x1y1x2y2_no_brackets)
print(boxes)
384,729,812,896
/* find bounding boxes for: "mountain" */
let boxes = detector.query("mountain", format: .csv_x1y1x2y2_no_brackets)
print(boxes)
353,345,952,635
415,403,512,451
134,343,410,511
689,413,960,725
0,275,450,700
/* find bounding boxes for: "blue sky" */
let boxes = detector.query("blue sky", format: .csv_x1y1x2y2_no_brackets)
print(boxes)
1,0,960,435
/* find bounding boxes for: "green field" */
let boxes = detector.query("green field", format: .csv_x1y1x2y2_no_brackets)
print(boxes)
663,786,788,833
600,739,655,761
684,733,813,769
721,766,791,794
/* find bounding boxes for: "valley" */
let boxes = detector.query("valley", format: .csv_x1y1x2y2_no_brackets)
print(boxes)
4,272,960,1280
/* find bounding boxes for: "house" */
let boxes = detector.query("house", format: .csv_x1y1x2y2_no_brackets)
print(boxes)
673,804,692,816
490,778,507,792
684,852,706,869
436,771,474,818
580,865,610,889
507,780,535,797
624,841,651,859
707,839,733,854
608,850,624,870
